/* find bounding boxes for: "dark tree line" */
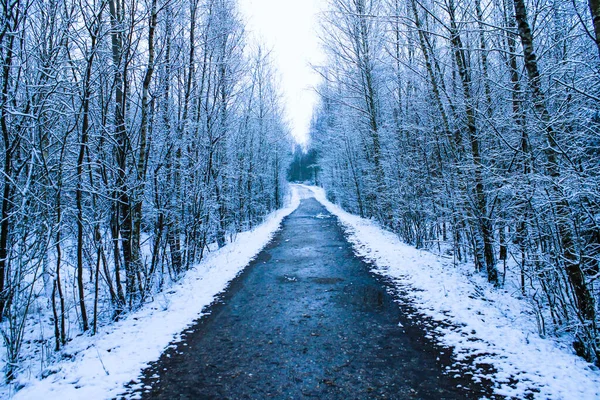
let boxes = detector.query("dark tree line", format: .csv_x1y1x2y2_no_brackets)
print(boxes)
313,0,600,364
0,0,290,379
287,145,319,184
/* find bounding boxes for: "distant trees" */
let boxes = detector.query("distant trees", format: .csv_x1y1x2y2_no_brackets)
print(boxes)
314,0,600,364
287,145,319,184
0,0,290,380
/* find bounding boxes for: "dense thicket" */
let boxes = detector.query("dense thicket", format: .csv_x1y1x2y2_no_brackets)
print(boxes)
287,145,320,184
313,0,600,364
0,0,290,378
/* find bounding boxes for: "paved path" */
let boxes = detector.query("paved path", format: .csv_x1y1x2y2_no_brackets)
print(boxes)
129,197,489,399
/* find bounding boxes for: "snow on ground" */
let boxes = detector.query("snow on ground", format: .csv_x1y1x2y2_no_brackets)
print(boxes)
306,185,600,400
3,186,305,400
7,184,599,399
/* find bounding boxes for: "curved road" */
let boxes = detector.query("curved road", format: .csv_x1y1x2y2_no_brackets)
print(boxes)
128,196,490,399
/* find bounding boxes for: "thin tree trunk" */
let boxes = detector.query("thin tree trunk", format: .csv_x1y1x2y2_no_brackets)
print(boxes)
356,0,386,212
0,3,20,319
54,213,66,346
108,0,138,307
51,280,60,351
75,6,101,332
475,0,493,117
447,0,498,285
92,245,101,334
131,0,158,297
503,0,530,295
589,0,600,56
410,0,457,155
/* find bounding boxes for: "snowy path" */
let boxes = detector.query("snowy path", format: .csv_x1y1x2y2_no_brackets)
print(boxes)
127,196,490,399
11,186,599,399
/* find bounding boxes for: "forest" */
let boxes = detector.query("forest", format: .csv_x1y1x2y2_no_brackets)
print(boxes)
0,0,290,379
311,0,600,365
2,0,600,392
287,145,319,184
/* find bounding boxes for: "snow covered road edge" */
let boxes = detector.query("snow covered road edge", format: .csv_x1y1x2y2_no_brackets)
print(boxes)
307,185,600,400
7,186,303,400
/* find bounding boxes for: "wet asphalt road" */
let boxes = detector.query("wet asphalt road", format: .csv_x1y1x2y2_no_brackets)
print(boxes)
129,196,489,399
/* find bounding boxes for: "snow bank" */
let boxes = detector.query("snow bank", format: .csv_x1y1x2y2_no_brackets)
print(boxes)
307,185,600,399
5,186,303,400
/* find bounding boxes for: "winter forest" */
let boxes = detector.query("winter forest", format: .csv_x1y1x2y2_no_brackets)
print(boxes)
312,0,600,366
0,0,289,381
0,0,600,397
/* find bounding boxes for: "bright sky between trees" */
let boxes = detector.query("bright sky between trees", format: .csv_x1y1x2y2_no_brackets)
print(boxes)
239,0,324,145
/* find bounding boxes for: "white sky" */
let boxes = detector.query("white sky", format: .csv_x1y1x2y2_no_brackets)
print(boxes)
238,0,324,145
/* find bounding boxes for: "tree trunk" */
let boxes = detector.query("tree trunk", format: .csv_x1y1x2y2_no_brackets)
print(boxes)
0,4,19,320
354,0,387,217
447,0,498,285
108,0,139,307
475,0,493,117
589,0,600,56
75,7,101,332
131,0,158,293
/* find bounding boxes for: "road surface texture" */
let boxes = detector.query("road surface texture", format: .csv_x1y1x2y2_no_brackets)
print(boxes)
126,195,492,399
